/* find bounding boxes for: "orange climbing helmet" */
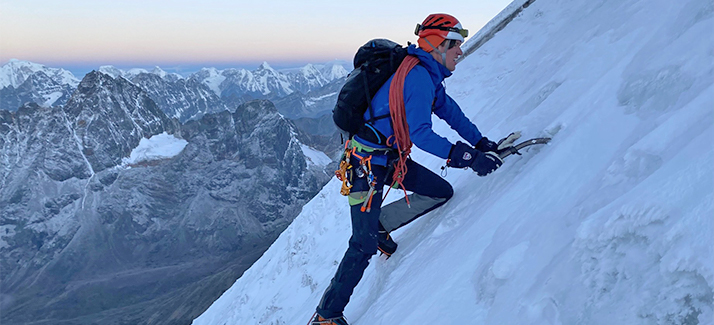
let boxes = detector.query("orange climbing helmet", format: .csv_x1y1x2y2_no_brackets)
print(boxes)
415,13,468,52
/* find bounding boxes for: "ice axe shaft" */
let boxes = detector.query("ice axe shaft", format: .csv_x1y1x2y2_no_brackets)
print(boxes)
498,137,551,159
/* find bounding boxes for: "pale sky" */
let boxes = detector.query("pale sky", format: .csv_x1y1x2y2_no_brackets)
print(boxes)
0,0,512,74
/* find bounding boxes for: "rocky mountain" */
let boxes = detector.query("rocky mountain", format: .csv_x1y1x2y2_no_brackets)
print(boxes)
0,71,331,324
191,62,295,109
273,75,345,120
190,61,349,110
130,72,228,123
0,60,349,156
0,70,75,112
287,63,331,94
1,60,348,117
0,59,79,89
0,60,80,110
98,65,183,82
64,71,181,172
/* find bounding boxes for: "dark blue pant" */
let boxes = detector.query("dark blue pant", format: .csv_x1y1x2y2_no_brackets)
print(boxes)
316,157,453,318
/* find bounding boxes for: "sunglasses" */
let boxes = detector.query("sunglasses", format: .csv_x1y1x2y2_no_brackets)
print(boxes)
414,24,469,38
446,39,461,49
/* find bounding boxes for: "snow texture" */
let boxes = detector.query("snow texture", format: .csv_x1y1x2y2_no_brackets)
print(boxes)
301,144,332,167
122,132,188,165
98,65,183,81
0,59,79,89
194,0,713,324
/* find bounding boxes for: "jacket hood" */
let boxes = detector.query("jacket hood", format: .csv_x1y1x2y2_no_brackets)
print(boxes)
407,45,453,85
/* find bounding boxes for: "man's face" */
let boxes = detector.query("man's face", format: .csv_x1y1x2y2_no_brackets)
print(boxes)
432,40,463,71
443,40,463,71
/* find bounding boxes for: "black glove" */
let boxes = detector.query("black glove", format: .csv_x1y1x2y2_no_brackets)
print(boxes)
472,151,503,176
448,141,503,176
474,136,498,153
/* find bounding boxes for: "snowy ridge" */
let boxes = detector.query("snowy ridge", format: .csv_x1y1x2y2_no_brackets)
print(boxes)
193,67,226,95
0,59,79,89
254,62,294,96
293,64,330,93
98,65,183,81
191,61,349,98
460,0,534,59
194,0,713,324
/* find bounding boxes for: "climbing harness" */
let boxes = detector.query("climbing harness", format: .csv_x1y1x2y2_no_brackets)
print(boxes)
350,149,377,213
334,139,387,213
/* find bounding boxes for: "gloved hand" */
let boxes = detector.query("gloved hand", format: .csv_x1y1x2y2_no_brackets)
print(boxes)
472,151,503,176
448,141,504,176
474,136,498,153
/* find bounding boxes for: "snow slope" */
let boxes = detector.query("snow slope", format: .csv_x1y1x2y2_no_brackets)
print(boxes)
194,0,713,324
122,132,188,165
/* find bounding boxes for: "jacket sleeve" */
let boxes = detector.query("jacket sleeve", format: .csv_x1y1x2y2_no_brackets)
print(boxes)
432,86,483,146
403,68,456,159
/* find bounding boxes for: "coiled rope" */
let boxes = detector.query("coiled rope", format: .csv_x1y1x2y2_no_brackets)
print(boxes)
385,55,420,205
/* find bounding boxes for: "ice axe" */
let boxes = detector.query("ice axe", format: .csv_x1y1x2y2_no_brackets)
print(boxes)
494,131,551,159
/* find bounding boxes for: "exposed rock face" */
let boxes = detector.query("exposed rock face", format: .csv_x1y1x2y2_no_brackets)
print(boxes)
0,60,79,110
0,70,331,324
0,70,76,110
64,71,181,173
130,72,228,123
273,76,345,120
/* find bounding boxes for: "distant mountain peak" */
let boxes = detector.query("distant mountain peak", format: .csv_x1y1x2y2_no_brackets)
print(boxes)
98,65,123,78
151,66,166,75
0,59,79,89
258,61,273,70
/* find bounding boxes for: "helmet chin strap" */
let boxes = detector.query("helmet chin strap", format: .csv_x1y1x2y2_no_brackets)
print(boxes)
424,38,448,67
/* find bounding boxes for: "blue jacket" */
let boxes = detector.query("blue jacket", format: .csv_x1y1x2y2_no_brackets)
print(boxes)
362,45,483,159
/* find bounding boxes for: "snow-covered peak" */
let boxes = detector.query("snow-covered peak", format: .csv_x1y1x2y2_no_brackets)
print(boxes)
300,63,317,73
0,59,79,89
327,64,348,80
125,68,149,79
257,61,273,71
98,65,124,79
298,63,323,79
97,65,182,81
319,61,350,81
151,66,167,78
192,67,227,96
141,66,183,81
1,60,46,83
200,67,223,76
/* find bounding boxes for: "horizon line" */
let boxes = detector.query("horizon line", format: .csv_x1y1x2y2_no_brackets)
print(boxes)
1,58,354,77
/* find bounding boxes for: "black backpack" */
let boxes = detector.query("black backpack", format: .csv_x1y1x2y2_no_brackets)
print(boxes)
332,39,409,138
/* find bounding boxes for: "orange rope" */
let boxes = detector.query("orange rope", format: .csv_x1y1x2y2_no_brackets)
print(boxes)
385,55,420,205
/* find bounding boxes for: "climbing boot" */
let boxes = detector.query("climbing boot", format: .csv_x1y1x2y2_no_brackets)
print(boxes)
377,230,398,257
